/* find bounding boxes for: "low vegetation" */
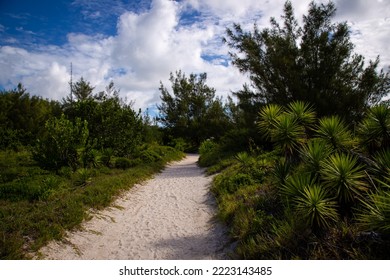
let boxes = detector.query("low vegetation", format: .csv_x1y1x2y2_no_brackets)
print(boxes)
0,79,183,259
0,146,183,259
200,102,390,259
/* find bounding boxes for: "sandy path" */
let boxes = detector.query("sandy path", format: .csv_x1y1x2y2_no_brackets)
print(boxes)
39,154,229,260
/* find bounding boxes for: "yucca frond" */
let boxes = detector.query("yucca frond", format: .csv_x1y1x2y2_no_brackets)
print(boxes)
315,116,355,151
357,179,390,235
286,101,316,129
273,158,292,187
294,185,338,229
358,105,390,152
370,148,390,179
281,173,317,198
320,153,367,204
300,138,333,175
235,152,255,171
257,104,284,140
271,114,306,156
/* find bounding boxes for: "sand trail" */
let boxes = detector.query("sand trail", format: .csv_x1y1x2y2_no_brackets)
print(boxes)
39,154,228,260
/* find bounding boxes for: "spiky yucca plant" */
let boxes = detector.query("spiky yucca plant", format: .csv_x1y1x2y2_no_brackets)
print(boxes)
357,179,390,235
315,116,354,151
358,105,390,152
282,174,338,229
282,173,317,198
300,138,333,175
286,101,316,130
272,158,292,188
270,114,306,157
320,153,367,204
235,152,255,172
294,185,338,229
370,149,390,180
73,168,92,187
257,104,284,140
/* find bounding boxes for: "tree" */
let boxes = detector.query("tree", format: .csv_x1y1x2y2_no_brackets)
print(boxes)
71,77,94,102
33,114,89,170
0,84,61,149
157,70,231,147
224,1,390,123
63,80,144,157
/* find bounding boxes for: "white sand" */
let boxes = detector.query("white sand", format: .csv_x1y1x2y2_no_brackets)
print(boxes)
38,154,229,260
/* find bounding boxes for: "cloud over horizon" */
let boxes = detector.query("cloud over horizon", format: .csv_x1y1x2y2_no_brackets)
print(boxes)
0,0,389,112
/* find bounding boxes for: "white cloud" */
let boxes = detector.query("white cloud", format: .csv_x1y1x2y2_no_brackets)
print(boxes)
0,0,389,111
333,0,390,69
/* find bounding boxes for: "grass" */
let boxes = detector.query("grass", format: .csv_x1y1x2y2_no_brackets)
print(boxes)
0,147,184,259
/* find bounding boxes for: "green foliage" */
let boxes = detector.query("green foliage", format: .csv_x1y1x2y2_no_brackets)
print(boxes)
114,157,135,169
320,153,367,204
198,139,221,167
235,152,255,171
225,1,389,122
0,84,61,149
258,102,313,157
210,99,390,259
358,105,390,152
101,148,114,167
315,116,354,150
300,139,333,175
158,71,231,147
64,83,144,157
282,173,315,199
271,114,306,156
370,149,390,179
272,158,292,187
286,101,316,129
73,168,92,187
69,77,94,102
357,180,390,235
168,137,189,152
33,115,89,170
294,185,338,229
257,104,284,140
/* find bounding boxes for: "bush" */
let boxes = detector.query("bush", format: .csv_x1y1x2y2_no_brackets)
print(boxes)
168,137,189,152
140,149,162,163
213,171,254,195
73,168,92,187
198,139,221,167
101,148,114,167
114,157,134,169
0,175,63,201
33,115,88,171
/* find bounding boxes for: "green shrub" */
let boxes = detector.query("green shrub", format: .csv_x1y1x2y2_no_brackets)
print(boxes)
73,168,92,187
198,139,221,167
140,149,162,163
101,148,114,167
168,137,189,152
357,180,390,235
57,166,73,178
320,153,367,205
214,172,254,195
33,115,88,170
114,157,134,169
0,175,62,201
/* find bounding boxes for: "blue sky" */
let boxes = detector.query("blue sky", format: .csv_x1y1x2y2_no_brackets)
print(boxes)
0,0,389,111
